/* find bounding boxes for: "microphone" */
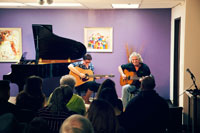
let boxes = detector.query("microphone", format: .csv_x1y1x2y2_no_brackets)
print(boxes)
186,68,195,79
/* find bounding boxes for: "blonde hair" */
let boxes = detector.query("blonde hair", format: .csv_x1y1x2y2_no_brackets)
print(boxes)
129,52,143,63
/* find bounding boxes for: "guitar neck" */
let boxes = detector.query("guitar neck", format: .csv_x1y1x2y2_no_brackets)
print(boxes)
88,75,113,78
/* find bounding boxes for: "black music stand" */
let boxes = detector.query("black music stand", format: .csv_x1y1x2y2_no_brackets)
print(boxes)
186,74,200,133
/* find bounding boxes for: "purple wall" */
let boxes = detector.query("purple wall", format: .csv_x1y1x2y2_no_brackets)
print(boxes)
0,9,171,99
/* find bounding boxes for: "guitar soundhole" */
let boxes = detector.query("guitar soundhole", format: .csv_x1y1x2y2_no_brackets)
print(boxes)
82,74,89,82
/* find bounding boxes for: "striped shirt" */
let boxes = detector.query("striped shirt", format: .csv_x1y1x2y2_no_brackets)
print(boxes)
37,107,76,133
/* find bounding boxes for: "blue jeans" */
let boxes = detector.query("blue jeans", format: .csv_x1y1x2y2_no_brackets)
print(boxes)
122,84,138,108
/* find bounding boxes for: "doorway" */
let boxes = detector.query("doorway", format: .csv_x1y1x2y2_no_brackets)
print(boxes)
173,18,181,106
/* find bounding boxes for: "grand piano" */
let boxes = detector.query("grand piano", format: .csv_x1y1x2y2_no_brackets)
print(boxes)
3,24,86,92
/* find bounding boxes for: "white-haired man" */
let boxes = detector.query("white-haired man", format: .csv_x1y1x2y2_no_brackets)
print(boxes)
118,52,151,108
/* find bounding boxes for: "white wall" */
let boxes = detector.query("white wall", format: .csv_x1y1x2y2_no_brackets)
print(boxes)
171,0,200,125
184,0,200,91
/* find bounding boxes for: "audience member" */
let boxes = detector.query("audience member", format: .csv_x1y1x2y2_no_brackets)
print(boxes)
37,85,76,133
98,87,124,126
97,79,124,125
0,80,35,123
60,114,94,133
123,75,169,133
96,78,115,98
0,113,26,133
25,117,50,133
86,99,121,133
0,80,20,116
16,75,46,112
47,75,86,115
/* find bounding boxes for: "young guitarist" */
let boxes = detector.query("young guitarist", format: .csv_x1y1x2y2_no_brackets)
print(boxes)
68,53,100,104
118,52,151,108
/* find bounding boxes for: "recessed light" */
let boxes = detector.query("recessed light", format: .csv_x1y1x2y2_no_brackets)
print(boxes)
0,2,25,6
112,4,139,9
27,3,82,7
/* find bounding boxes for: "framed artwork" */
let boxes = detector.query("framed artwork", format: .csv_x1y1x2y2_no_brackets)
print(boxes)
84,27,113,52
0,28,22,62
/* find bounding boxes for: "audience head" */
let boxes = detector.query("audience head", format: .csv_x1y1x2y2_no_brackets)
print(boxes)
129,52,143,63
141,75,156,91
96,79,115,99
0,113,26,133
24,75,43,95
0,80,10,101
60,114,94,133
60,75,76,89
98,87,118,108
49,85,73,112
26,117,50,133
86,99,119,133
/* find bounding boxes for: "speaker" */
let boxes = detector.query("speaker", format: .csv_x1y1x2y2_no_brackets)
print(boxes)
168,106,183,133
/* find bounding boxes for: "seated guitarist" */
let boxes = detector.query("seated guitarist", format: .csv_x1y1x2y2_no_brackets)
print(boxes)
68,53,100,104
118,52,151,108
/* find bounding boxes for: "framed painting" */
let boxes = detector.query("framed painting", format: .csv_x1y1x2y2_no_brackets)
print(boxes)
0,28,22,62
84,27,113,52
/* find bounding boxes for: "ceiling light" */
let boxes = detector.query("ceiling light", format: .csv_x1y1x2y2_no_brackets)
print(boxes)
27,3,82,7
112,4,139,9
0,2,25,6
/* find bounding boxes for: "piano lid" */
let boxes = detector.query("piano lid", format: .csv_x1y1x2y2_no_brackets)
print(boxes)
32,24,86,60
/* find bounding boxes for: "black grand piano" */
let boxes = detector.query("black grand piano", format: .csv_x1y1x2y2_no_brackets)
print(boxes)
3,24,86,92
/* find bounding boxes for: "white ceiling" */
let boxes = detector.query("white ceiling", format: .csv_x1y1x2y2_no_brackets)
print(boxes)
0,0,185,9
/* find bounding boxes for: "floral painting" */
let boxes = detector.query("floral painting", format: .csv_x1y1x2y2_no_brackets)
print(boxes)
84,27,113,52
0,28,22,62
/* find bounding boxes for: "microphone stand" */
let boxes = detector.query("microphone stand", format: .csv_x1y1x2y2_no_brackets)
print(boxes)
189,76,200,96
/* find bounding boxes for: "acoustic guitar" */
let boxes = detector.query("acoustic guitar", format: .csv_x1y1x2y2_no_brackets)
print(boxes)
120,69,140,86
69,66,115,87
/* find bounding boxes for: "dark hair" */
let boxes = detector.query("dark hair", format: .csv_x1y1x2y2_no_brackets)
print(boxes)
0,80,10,101
49,85,73,112
98,87,118,108
96,79,115,98
24,75,43,95
83,54,92,60
141,75,156,90
0,80,10,90
26,117,50,133
87,99,119,133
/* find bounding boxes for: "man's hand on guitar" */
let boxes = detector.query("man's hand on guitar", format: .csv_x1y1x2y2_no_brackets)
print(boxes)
122,73,127,80
79,73,86,78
